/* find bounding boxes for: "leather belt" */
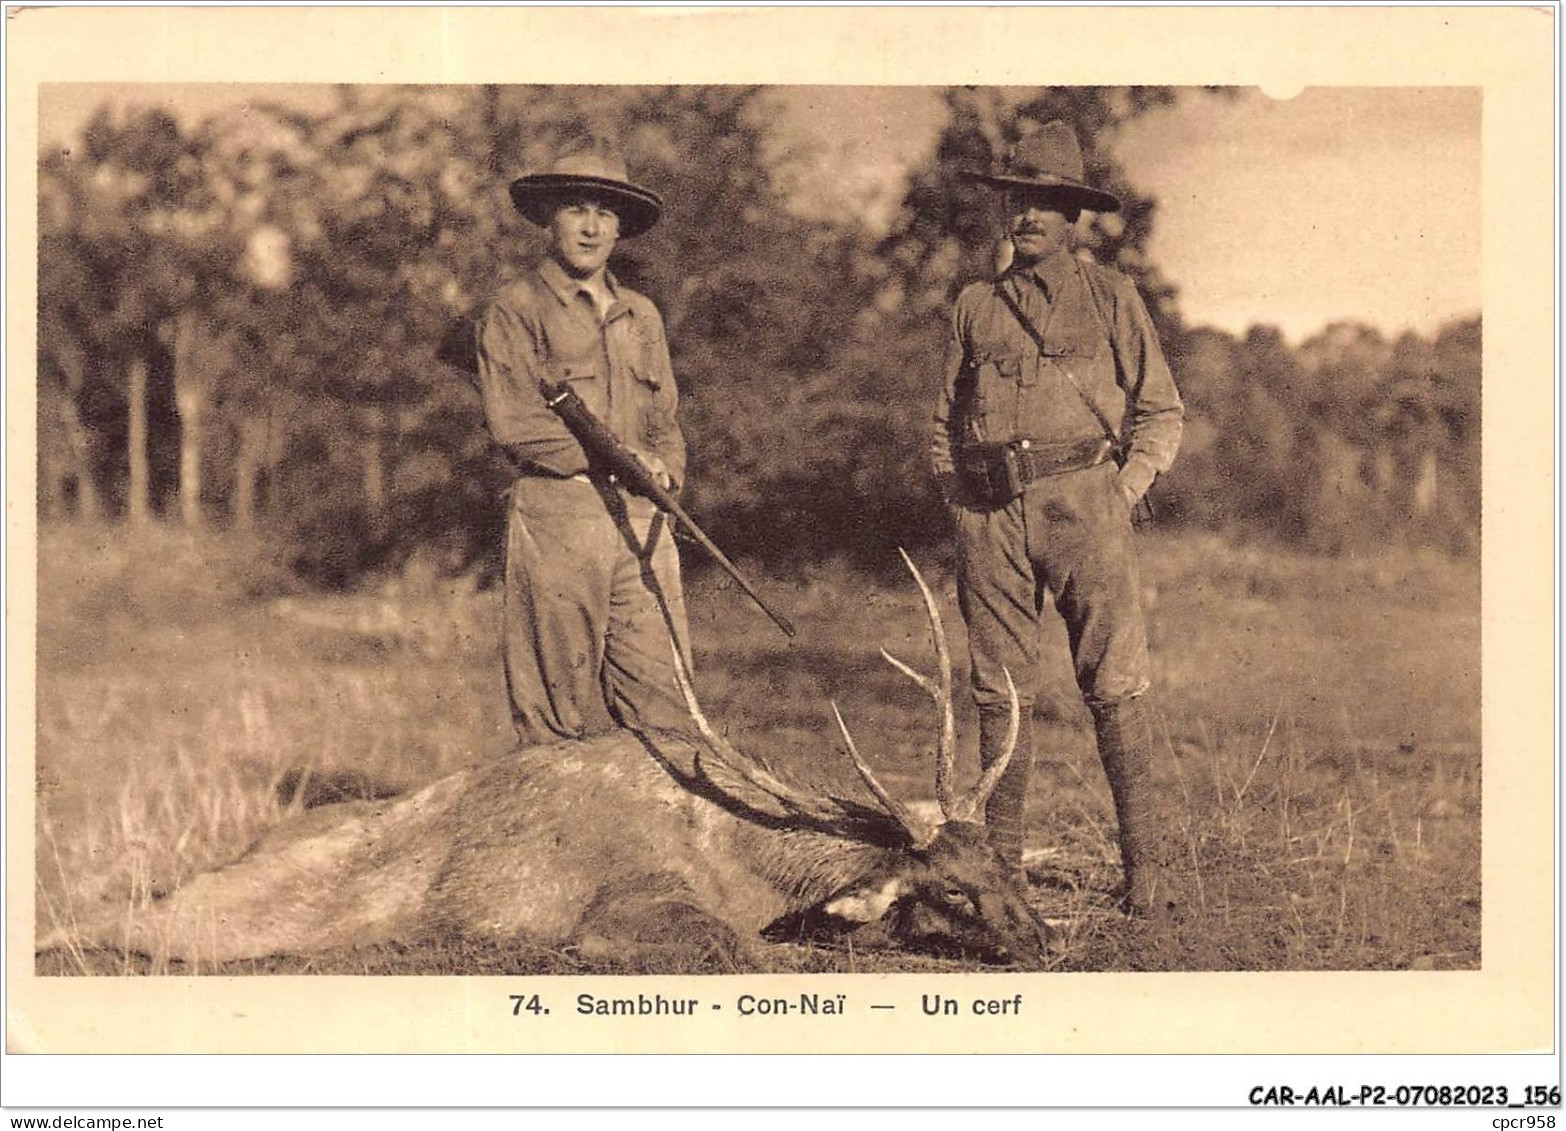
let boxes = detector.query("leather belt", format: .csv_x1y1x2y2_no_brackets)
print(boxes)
1010,436,1114,481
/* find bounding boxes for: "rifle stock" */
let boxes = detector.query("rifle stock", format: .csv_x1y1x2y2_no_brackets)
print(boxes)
539,381,796,638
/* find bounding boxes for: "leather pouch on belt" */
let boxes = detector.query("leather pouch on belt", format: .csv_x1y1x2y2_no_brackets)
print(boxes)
956,442,1026,507
958,437,1115,507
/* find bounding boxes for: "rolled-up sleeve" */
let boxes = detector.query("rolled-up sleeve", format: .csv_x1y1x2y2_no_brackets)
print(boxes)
640,309,687,487
930,296,971,481
475,299,588,476
1108,276,1183,495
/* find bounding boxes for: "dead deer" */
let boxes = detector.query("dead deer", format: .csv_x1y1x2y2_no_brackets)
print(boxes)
39,554,1053,971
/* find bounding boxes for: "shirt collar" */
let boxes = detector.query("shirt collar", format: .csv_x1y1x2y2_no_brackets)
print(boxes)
1013,250,1076,303
537,256,621,317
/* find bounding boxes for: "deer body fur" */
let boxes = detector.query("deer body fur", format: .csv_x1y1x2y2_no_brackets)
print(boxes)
45,731,1041,968
42,554,1052,970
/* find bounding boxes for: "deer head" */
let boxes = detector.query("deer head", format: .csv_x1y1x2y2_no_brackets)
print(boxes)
670,550,1053,968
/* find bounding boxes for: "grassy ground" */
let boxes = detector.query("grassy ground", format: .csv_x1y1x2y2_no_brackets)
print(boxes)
32,523,1480,974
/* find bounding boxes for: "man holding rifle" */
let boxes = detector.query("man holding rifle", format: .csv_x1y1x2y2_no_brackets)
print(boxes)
932,123,1185,917
475,135,691,742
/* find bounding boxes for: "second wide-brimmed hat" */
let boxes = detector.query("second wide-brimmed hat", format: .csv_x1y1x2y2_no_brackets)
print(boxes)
509,136,663,238
964,121,1121,214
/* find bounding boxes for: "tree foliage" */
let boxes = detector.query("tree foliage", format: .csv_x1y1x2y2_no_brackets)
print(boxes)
37,86,1481,591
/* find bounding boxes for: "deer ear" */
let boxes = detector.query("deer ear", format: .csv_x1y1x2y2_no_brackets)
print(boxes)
821,877,908,923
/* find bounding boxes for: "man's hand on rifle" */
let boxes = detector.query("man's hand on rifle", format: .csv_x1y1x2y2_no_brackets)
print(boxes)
630,449,675,493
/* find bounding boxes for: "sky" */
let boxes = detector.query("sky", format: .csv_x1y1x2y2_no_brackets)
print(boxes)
40,83,1480,344
1115,86,1480,342
765,85,1480,343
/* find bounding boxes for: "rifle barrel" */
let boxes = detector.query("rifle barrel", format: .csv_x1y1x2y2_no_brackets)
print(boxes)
540,381,796,638
658,494,796,638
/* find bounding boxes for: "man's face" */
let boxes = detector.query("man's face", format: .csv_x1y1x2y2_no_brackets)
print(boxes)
547,194,621,278
1003,189,1080,266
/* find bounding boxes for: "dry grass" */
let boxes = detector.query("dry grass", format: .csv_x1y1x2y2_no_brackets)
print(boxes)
33,523,1480,974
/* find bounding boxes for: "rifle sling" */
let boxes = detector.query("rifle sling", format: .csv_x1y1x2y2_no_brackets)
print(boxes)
995,278,1125,457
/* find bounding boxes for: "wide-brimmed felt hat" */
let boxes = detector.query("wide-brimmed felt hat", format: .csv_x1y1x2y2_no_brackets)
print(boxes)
509,136,663,238
964,121,1121,214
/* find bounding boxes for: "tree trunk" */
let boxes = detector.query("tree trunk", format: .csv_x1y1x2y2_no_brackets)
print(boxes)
482,84,503,176
54,351,101,521
233,415,267,530
363,408,386,530
37,387,65,521
1372,448,1397,497
126,356,151,525
178,402,203,528
263,394,289,517
1413,447,1439,517
1315,431,1362,504
51,386,102,522
172,313,205,529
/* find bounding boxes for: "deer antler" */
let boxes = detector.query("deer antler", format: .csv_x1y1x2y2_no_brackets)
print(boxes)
878,552,1022,827
880,548,958,816
942,667,1020,824
830,702,931,847
667,636,917,839
667,552,1020,844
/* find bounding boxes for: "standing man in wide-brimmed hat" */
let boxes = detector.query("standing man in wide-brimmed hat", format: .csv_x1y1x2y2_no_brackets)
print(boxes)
931,121,1185,917
475,134,690,742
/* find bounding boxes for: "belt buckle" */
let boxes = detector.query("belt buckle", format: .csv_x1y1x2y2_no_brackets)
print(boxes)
1006,439,1036,488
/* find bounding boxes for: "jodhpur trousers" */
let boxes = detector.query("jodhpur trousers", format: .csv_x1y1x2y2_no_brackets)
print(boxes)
954,460,1151,715
503,475,691,744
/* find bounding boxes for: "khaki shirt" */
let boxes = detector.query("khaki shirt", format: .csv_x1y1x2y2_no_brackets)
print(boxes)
475,258,687,485
933,252,1183,498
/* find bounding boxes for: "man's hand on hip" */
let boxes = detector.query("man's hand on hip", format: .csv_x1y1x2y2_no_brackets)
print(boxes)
1115,456,1156,509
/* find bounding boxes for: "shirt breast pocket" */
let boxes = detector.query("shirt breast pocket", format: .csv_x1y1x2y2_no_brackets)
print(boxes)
629,360,673,450
553,359,599,386
551,358,606,419
1040,302,1107,361
627,357,662,392
1042,334,1104,363
973,351,1025,404
629,323,666,384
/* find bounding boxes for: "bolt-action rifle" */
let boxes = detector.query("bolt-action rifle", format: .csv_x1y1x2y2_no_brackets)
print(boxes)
539,380,796,639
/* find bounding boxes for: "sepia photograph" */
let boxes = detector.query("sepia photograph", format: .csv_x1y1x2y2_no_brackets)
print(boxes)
4,3,1555,1084
29,78,1487,979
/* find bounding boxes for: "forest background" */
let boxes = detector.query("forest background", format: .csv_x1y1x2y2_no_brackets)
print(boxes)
36,84,1480,585
27,82,1493,981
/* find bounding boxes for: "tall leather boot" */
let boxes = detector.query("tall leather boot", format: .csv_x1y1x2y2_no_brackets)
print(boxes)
979,705,1034,879
1092,697,1178,918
